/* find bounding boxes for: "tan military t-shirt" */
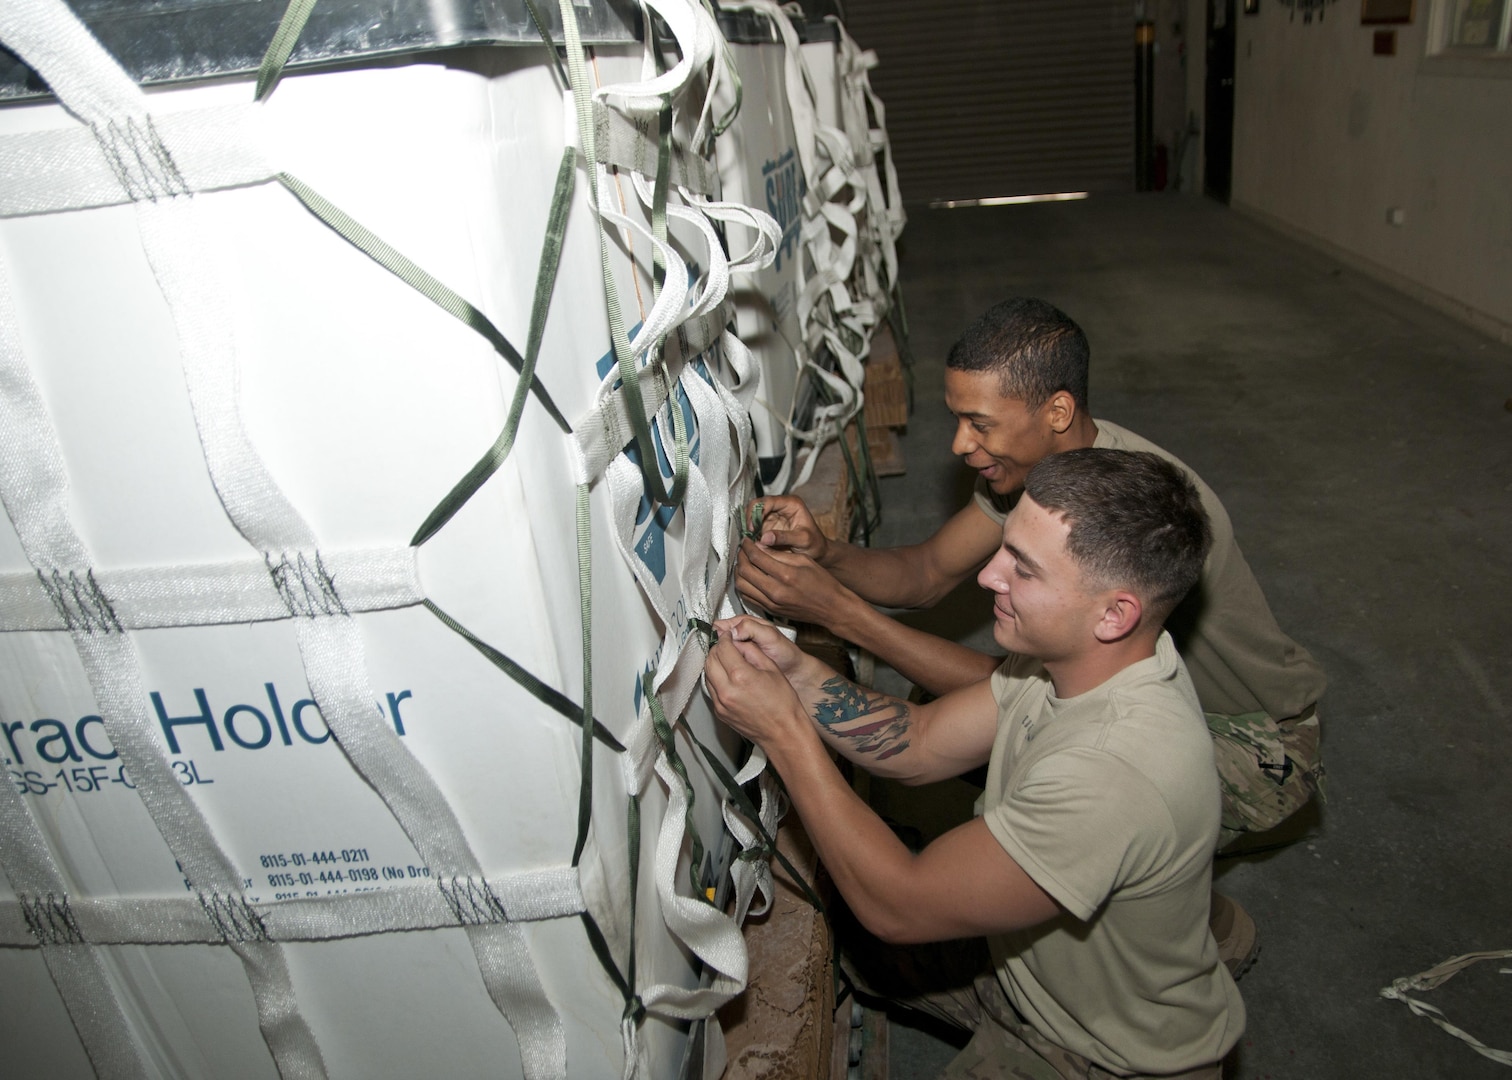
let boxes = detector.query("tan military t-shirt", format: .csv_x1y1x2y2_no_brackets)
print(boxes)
974,420,1326,718
983,633,1245,1074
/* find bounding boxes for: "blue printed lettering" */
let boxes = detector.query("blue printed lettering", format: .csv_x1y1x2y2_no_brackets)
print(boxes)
386,690,412,736
292,699,330,744
762,149,804,272
2,721,25,765
264,683,293,746
595,334,705,585
75,716,117,760
30,719,81,764
152,690,224,754
223,704,272,751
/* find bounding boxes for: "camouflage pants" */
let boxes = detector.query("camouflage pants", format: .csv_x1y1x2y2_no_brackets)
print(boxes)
1208,705,1324,849
839,922,1221,1080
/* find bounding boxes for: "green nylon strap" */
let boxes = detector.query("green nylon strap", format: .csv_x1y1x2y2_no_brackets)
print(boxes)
650,97,673,297
422,599,624,752
887,281,916,411
741,499,764,542
695,0,742,138
643,672,709,904
410,148,577,547
276,172,570,434
571,482,596,866
575,795,642,1026
519,0,570,88
681,726,827,918
556,0,689,510
254,0,318,102
579,909,632,1000
623,792,643,1022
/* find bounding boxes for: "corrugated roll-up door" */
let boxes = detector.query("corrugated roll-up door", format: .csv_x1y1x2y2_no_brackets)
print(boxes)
840,0,1133,202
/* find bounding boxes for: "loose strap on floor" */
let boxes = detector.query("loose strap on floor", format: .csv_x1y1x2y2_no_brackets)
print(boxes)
1380,949,1512,1066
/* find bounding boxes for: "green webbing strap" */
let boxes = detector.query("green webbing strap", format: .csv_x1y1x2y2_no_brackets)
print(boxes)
741,499,764,542
410,148,577,547
422,599,624,752
276,172,571,435
577,793,643,1024
848,407,881,543
696,0,742,138
643,673,708,903
650,97,673,297
887,281,916,412
519,0,570,89
623,793,642,1021
571,482,596,866
556,0,689,510
681,726,827,918
254,0,318,102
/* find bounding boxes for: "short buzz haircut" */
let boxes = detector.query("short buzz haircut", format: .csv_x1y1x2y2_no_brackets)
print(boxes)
1024,449,1212,622
944,298,1090,412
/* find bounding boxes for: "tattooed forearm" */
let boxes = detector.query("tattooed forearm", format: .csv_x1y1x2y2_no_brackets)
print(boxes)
811,677,911,761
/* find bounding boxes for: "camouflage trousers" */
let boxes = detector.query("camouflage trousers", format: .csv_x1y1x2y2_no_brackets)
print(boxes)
1208,705,1324,849
840,921,1221,1080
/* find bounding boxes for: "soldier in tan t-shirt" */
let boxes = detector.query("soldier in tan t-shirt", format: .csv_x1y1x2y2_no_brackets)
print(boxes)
736,298,1325,850
707,449,1244,1078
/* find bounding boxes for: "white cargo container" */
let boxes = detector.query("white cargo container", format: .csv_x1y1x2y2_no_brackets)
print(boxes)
0,1,777,1077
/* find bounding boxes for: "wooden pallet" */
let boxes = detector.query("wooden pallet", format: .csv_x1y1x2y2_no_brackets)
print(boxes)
718,819,835,1080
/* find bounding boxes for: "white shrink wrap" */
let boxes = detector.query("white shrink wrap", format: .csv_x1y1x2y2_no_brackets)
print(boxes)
0,1,780,1077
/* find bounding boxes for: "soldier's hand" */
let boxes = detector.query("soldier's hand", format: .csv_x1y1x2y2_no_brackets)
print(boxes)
736,539,855,627
744,495,830,565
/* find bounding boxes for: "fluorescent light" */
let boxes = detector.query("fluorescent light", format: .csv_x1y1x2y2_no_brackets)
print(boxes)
928,192,1090,209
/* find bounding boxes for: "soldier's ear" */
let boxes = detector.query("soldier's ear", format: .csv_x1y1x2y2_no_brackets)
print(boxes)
1043,390,1077,435
1092,590,1143,644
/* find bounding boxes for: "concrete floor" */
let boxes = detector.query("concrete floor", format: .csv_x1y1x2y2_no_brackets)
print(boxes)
858,193,1512,1079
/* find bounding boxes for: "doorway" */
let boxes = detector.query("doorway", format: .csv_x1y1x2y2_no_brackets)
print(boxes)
1204,0,1236,202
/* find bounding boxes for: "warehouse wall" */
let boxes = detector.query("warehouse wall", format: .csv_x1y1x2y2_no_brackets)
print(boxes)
1222,4,1512,342
844,0,1134,203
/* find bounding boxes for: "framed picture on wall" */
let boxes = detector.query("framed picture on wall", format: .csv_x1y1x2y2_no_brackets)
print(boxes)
1361,0,1414,23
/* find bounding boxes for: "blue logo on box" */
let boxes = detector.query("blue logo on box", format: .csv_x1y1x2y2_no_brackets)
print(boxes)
596,326,711,584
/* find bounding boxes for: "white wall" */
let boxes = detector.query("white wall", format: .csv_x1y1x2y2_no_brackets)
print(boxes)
1228,6,1512,340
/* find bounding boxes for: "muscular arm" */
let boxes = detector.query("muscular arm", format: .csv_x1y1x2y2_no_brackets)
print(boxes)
738,545,1004,696
749,496,1003,609
705,623,1059,944
711,616,1000,785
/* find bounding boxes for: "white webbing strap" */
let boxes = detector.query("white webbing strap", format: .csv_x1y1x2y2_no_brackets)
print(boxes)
1380,950,1512,1066
0,104,275,218
574,305,729,486
0,868,585,948
135,189,567,1079
592,0,716,114
0,708,152,1079
0,235,329,1078
1,2,569,1074
835,22,905,286
719,747,780,925
634,748,748,1018
0,547,422,631
594,100,715,196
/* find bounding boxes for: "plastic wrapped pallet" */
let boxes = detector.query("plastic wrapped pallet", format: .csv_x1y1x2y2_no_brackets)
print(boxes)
716,3,905,496
0,1,787,1077
710,12,807,488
